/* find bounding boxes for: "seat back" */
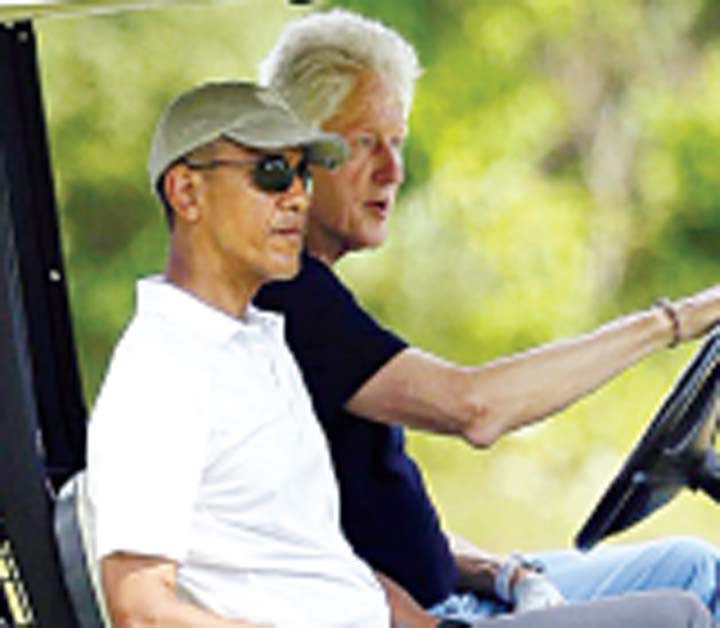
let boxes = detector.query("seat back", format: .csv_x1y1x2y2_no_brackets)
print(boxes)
54,472,109,628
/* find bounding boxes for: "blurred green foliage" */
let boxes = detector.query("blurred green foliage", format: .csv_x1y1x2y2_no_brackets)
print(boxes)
36,0,719,553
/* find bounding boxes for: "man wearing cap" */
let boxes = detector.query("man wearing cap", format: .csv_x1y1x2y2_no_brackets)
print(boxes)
85,80,395,627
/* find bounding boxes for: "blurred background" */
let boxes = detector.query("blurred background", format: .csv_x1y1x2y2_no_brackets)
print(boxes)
36,0,720,553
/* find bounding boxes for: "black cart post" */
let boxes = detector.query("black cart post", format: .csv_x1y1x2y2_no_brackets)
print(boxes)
0,20,87,627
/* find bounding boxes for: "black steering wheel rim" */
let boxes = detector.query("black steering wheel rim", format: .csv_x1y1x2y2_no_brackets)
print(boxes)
575,331,720,551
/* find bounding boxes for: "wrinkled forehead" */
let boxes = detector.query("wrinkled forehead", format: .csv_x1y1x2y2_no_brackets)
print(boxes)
324,70,407,136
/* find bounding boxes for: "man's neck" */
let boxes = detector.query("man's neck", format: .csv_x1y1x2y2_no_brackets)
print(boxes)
165,246,258,320
305,230,348,268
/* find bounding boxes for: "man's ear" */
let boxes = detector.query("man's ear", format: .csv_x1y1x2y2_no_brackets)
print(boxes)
164,164,201,223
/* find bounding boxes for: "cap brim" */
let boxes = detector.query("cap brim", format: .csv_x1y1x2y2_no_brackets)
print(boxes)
224,111,348,168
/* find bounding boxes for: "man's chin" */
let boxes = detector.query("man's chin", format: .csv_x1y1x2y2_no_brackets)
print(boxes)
268,260,301,282
356,231,389,252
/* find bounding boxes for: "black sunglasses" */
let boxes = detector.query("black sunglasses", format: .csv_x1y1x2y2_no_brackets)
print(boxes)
183,153,313,194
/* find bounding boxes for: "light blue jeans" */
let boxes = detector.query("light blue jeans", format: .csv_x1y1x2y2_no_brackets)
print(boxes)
430,537,720,623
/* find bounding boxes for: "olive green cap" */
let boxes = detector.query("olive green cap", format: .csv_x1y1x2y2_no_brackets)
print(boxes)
148,81,347,187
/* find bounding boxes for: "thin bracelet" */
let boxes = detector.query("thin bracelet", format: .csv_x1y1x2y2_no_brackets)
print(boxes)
654,297,681,348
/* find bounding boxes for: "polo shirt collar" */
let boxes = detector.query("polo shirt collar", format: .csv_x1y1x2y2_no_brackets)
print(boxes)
136,275,284,345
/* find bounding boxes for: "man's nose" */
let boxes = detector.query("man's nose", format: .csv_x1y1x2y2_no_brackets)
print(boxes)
278,175,310,214
373,141,404,186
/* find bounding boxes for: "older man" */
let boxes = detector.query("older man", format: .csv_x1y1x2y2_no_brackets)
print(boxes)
255,9,720,625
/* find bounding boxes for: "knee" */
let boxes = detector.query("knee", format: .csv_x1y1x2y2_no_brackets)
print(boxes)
669,591,714,628
665,537,719,612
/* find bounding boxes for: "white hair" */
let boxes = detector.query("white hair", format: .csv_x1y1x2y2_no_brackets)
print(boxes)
259,9,421,127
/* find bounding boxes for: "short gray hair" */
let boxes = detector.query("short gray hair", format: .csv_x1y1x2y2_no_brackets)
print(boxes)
259,9,421,127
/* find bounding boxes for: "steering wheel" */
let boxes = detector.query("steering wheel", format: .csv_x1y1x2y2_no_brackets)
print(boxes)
575,330,720,551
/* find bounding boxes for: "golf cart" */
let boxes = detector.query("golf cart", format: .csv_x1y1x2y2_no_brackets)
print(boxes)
0,1,717,626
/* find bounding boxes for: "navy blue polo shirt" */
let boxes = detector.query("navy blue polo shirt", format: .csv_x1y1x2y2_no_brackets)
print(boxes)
255,253,457,607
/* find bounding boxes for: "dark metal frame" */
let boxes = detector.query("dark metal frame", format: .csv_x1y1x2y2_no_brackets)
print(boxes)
0,20,86,627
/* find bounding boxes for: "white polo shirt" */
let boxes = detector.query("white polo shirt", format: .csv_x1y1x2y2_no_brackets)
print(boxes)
87,276,389,628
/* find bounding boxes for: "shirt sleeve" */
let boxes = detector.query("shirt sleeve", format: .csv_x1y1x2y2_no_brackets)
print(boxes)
255,256,407,428
87,322,210,564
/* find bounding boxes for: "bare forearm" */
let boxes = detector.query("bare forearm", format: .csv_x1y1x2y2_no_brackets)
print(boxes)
447,533,565,612
446,532,503,595
463,286,720,443
102,555,268,628
460,305,672,445
349,286,720,446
